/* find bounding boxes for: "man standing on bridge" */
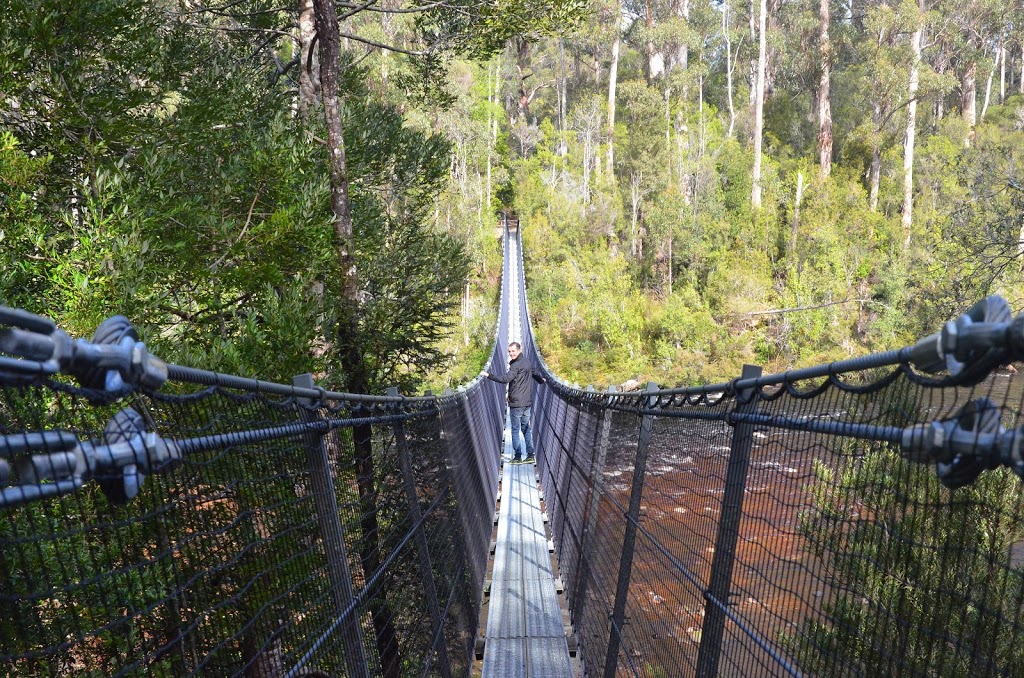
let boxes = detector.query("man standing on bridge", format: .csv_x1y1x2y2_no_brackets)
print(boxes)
481,342,547,464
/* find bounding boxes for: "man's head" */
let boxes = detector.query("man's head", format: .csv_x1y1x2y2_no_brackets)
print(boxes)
508,342,522,360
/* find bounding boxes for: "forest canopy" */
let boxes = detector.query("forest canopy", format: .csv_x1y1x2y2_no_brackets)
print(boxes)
2,0,1023,392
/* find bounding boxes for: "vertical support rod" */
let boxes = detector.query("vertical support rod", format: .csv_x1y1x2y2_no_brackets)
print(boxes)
695,363,763,678
385,387,453,678
572,385,616,630
602,382,658,678
292,373,370,678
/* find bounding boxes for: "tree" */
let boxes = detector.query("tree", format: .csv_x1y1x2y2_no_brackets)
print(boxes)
794,442,1024,676
902,0,925,241
818,0,833,178
607,0,622,174
751,0,767,208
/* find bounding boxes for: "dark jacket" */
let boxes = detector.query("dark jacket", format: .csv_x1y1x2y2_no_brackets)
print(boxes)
487,354,546,408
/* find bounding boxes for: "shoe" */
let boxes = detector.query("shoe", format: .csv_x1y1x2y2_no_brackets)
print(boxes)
525,455,535,464
511,456,523,464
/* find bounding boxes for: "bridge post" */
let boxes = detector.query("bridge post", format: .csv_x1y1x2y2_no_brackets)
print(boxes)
292,373,371,678
695,363,763,678
603,382,658,678
571,384,615,633
385,387,454,678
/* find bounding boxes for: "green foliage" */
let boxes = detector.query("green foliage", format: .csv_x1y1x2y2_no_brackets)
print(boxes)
792,444,1024,676
469,0,1024,389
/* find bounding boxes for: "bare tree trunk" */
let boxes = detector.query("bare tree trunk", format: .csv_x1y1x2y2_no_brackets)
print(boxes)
463,281,470,346
751,0,767,208
313,0,356,303
559,39,568,155
513,38,533,126
630,172,641,257
962,61,977,146
749,0,757,109
869,100,881,211
791,170,803,257
724,4,737,137
607,3,621,174
665,88,672,186
901,0,922,244
1000,42,1007,103
981,49,997,120
675,0,690,72
663,236,671,294
297,0,319,119
699,73,706,155
486,63,492,212
817,0,832,178
645,0,664,78
310,2,401,676
582,118,593,200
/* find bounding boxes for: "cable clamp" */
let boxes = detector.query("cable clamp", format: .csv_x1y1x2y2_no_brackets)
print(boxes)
0,408,181,507
0,306,168,394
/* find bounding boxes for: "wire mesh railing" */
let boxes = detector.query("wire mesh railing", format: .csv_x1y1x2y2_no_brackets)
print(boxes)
0,228,516,676
515,237,1024,676
8,218,1024,677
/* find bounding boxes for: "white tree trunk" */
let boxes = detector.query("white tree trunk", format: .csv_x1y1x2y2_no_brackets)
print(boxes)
748,0,757,109
791,170,804,257
559,39,568,155
869,103,880,211
607,8,620,174
667,237,673,294
1000,43,1006,103
630,172,642,257
676,0,690,72
817,0,832,178
298,0,319,119
901,1,922,242
981,51,996,120
486,63,492,213
751,0,767,208
962,61,977,146
724,5,737,137
665,88,672,184
699,73,706,155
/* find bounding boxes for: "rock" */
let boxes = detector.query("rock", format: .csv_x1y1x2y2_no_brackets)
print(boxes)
619,378,642,392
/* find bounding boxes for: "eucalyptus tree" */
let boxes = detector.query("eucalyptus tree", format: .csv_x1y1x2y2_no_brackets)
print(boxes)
902,0,925,239
751,0,767,207
818,0,833,177
932,0,1004,145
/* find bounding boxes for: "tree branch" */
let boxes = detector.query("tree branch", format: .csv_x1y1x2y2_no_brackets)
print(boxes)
336,0,456,13
739,298,874,317
337,31,426,56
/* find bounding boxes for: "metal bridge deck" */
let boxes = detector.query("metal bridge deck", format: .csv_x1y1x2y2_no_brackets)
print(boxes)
481,443,573,677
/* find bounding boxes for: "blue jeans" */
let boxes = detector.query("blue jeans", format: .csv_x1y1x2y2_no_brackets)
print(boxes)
509,406,534,458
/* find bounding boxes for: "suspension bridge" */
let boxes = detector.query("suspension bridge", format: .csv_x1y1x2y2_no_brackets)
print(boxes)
4,223,1024,676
